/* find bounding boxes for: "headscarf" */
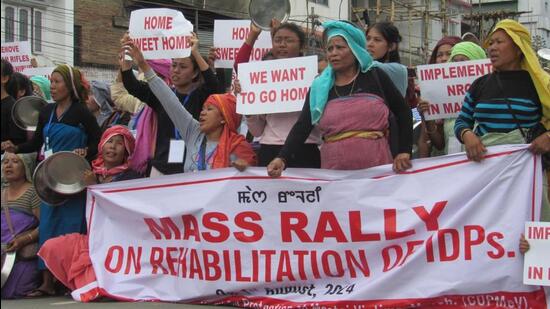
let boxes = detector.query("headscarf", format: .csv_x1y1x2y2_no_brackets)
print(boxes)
90,80,114,126
1,153,36,183
147,59,172,85
52,64,90,102
204,94,256,168
91,125,135,177
309,20,375,125
30,76,51,101
429,36,462,64
489,19,550,129
449,42,487,61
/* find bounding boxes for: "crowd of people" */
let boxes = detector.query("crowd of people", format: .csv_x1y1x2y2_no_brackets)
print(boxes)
1,17,549,300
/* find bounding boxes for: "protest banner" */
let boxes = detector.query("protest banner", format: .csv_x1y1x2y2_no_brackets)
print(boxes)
82,144,547,307
213,20,272,69
129,8,193,59
237,56,317,115
524,221,550,286
1,41,32,72
416,59,492,120
22,67,55,80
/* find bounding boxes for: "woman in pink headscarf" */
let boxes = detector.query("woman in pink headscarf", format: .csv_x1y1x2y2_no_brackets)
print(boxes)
37,125,140,302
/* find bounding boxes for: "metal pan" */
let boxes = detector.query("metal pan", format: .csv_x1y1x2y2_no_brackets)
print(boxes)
249,0,290,31
11,96,47,131
537,48,550,61
43,151,90,195
33,159,68,206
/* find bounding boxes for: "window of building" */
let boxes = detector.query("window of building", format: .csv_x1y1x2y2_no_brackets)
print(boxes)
34,10,43,52
312,0,329,6
19,9,29,41
5,6,15,42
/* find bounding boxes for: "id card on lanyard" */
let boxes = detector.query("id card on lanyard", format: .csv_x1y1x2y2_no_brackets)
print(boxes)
167,92,191,163
44,106,68,159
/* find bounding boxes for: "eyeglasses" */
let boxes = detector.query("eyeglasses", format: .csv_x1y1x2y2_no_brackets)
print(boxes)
273,37,298,45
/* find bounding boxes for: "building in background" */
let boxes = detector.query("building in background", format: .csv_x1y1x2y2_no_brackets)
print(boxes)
1,0,74,67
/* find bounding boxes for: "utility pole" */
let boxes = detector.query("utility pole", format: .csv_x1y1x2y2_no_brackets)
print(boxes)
423,0,430,63
441,0,447,36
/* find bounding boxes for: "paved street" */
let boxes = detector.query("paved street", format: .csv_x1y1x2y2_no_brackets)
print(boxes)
1,297,223,309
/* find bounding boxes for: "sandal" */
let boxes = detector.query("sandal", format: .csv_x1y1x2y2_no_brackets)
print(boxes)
25,288,56,298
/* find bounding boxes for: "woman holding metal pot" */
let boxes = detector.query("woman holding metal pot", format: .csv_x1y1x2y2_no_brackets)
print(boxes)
1,64,101,297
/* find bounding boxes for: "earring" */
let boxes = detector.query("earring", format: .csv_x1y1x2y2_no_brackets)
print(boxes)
221,120,225,124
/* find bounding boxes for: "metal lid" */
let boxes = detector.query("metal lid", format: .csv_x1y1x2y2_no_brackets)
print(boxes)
33,159,68,206
249,0,290,31
1,250,16,288
537,48,550,61
43,152,90,195
11,96,48,131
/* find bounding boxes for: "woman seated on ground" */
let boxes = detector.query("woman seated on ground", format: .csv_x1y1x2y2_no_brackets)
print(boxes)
37,125,140,302
122,40,257,171
267,20,412,177
1,153,40,299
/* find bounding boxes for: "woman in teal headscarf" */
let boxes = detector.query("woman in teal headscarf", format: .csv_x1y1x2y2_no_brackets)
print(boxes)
267,20,413,177
429,41,487,156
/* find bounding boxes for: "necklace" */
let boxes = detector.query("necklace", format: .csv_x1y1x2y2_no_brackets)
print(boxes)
334,70,359,98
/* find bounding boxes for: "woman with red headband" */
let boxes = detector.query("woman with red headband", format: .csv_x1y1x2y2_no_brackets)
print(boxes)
36,125,140,301
122,41,257,171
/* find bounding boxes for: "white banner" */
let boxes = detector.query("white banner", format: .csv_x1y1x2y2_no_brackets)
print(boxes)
1,41,32,72
237,56,317,115
213,20,272,69
22,67,55,80
524,221,550,286
129,8,193,59
417,59,492,120
86,145,547,307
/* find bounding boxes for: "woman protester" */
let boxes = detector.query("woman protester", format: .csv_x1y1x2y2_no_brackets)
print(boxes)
421,42,487,156
38,125,140,302
417,36,462,157
267,20,412,177
123,41,257,171
234,22,322,168
1,153,40,299
120,33,219,176
366,22,412,105
1,59,27,147
1,64,101,297
454,19,550,220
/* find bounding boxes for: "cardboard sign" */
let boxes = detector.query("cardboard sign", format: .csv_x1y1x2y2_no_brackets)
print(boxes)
213,20,272,69
237,56,317,115
1,41,32,72
129,8,194,59
524,221,550,286
416,59,492,120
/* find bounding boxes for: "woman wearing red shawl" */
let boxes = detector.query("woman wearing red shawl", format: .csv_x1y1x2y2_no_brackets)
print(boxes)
123,40,257,171
36,125,140,302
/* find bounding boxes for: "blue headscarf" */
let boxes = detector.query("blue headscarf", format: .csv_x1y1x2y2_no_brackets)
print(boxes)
309,21,374,125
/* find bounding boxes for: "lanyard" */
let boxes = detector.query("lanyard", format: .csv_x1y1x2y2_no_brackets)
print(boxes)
45,104,69,150
173,90,193,140
197,137,217,171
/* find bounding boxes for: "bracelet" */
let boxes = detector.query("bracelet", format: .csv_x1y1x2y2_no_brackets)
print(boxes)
460,128,472,142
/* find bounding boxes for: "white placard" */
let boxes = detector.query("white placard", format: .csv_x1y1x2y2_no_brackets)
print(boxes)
22,67,55,80
237,56,317,115
417,59,492,120
1,41,32,72
523,221,550,286
213,20,272,69
129,8,194,59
